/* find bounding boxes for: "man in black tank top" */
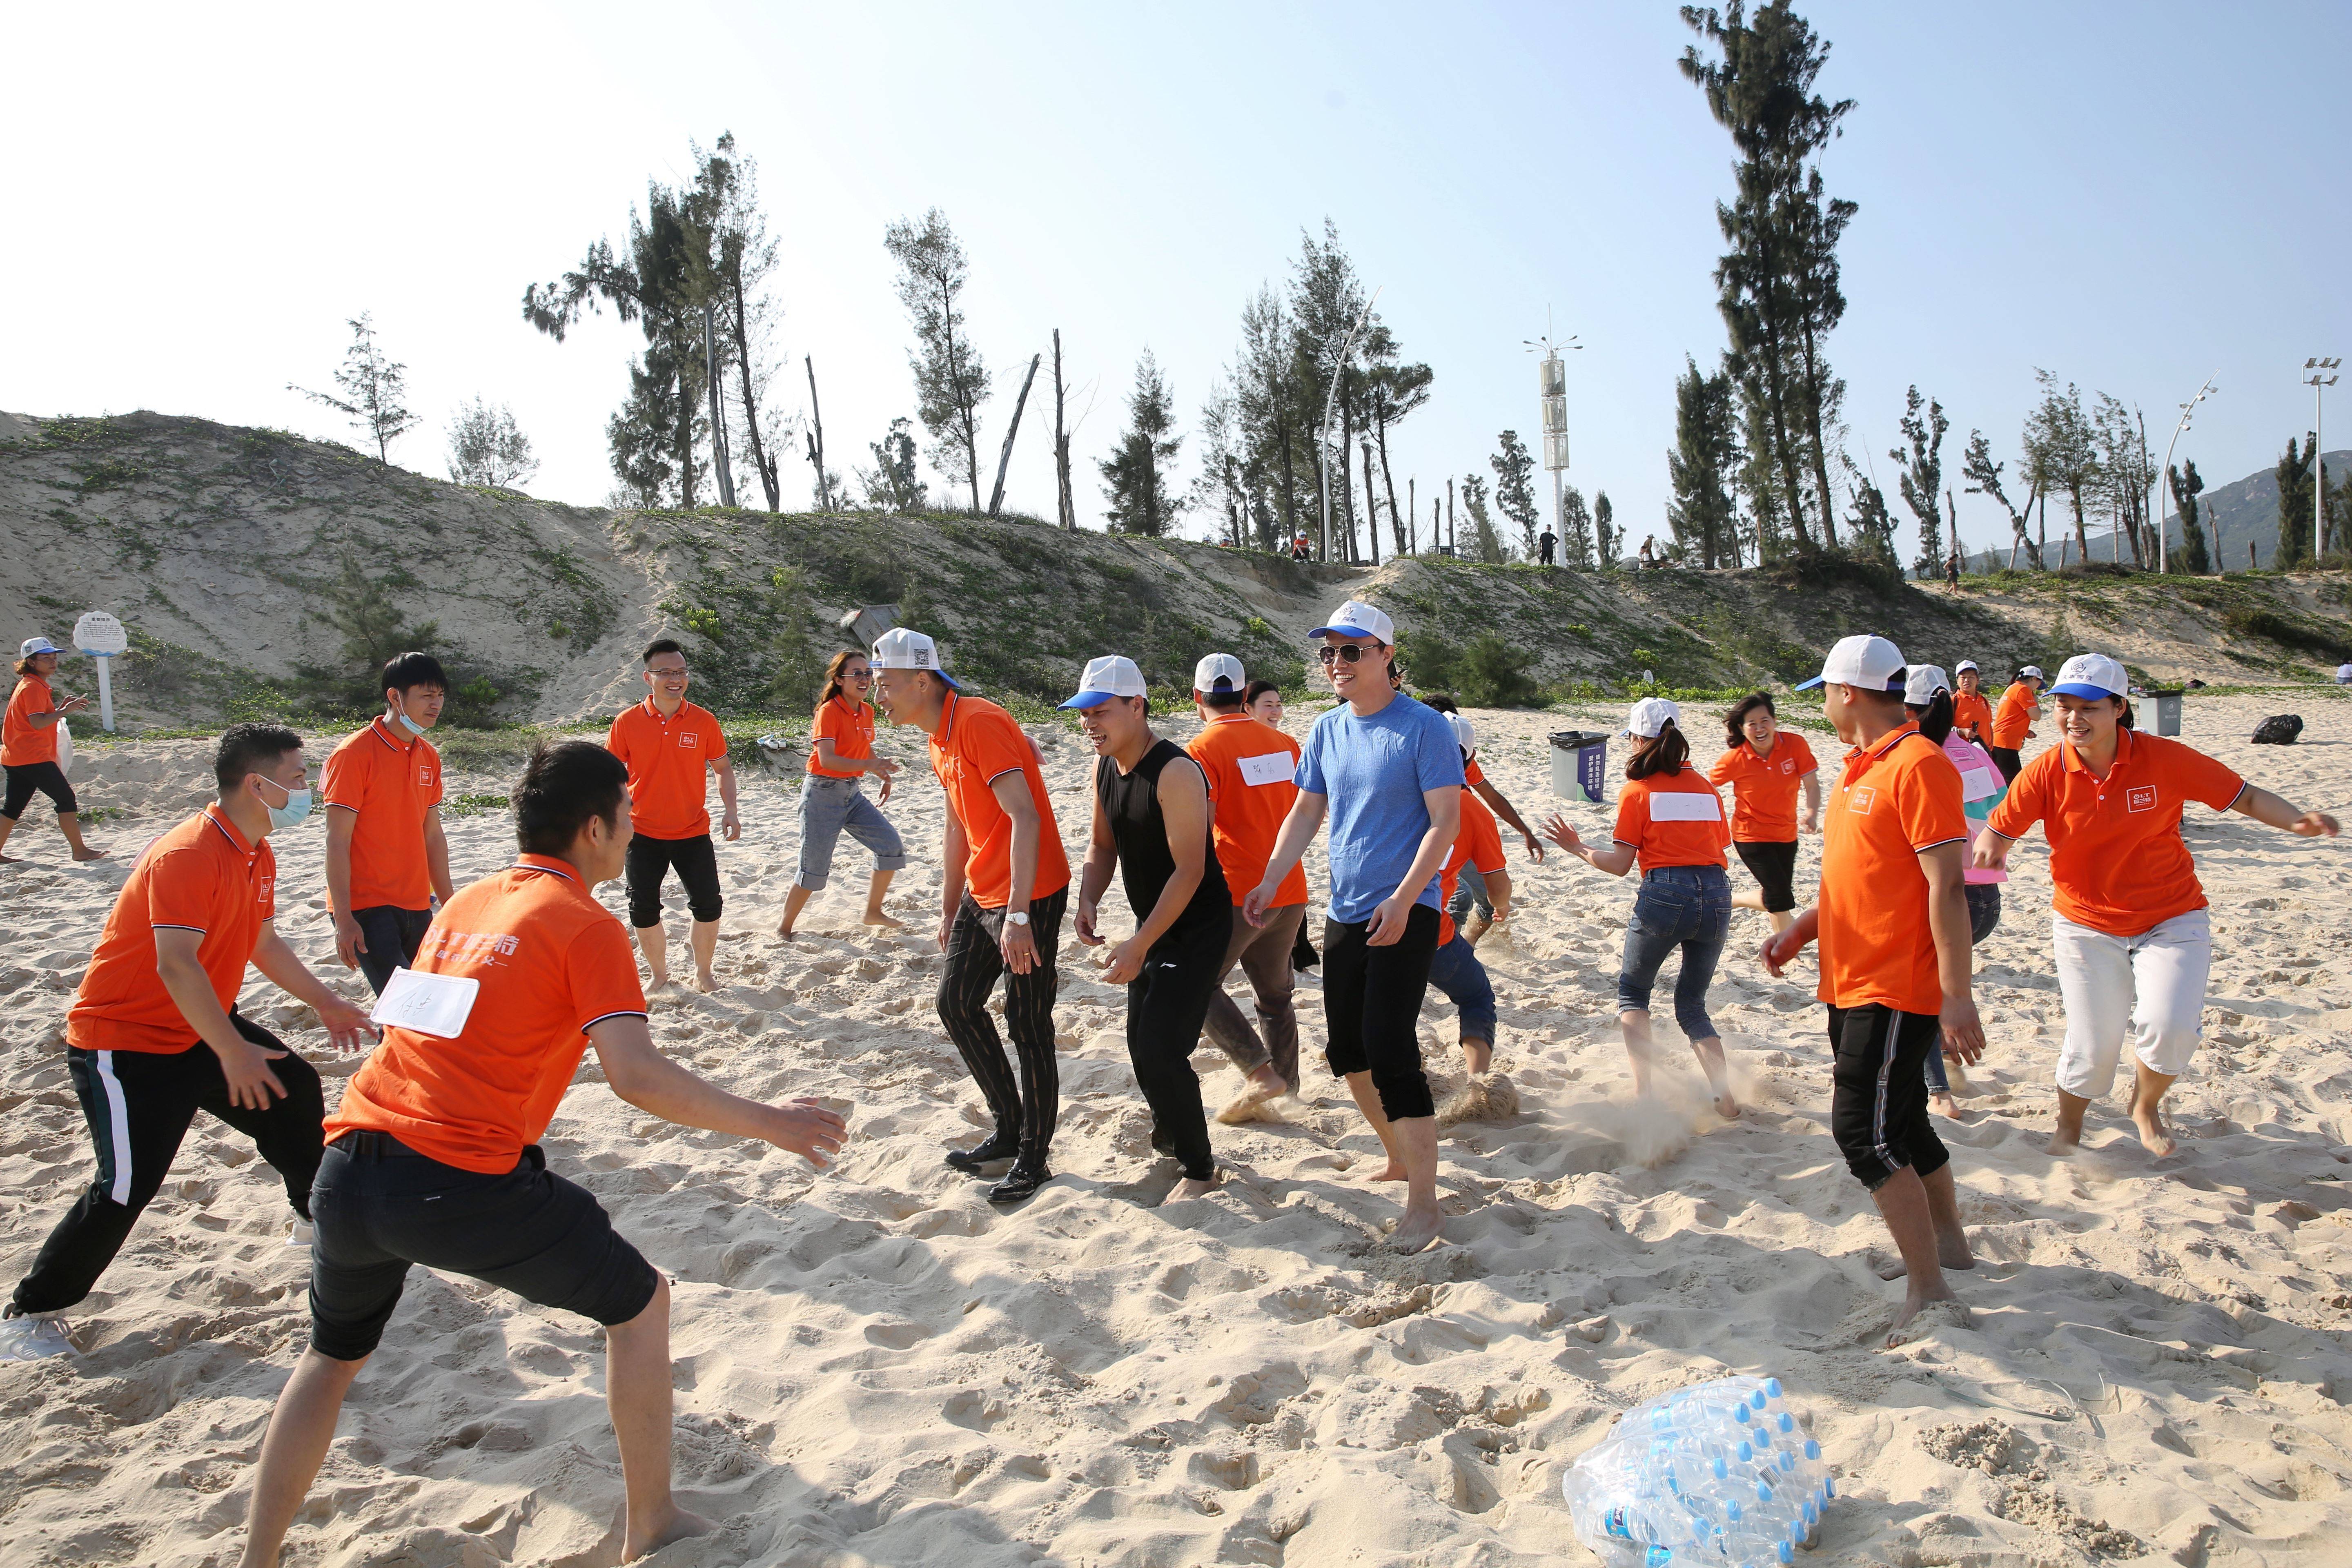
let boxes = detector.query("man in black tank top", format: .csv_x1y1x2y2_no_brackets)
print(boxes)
1063,657,1231,1200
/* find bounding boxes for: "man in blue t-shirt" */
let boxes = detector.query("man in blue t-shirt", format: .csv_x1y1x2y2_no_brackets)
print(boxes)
1245,599,1462,1253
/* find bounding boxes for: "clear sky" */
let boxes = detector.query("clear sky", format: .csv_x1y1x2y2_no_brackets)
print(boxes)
7,1,2348,561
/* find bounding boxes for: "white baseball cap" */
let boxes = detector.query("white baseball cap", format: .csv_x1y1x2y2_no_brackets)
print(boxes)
1624,696,1682,739
1904,664,1952,706
1307,599,1394,645
1797,634,1907,693
869,627,960,688
2049,653,2129,699
2017,664,2045,682
18,637,62,658
1193,653,1245,695
1060,654,1147,710
1445,712,1477,752
1954,659,1979,674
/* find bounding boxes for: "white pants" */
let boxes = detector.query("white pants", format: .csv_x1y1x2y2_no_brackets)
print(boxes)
2050,908,2211,1099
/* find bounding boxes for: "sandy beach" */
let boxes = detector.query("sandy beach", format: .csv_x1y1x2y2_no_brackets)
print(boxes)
5,688,2352,1566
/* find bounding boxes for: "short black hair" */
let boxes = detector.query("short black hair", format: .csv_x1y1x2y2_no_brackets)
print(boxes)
382,650,448,696
641,638,685,665
514,740,629,855
1200,683,1246,710
1420,692,1460,714
215,723,303,793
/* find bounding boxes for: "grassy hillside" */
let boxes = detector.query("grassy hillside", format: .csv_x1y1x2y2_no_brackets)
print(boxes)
4,410,2349,733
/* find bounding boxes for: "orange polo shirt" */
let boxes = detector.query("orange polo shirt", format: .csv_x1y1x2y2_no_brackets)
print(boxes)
929,693,1070,909
1951,690,1995,742
1817,723,1967,1015
321,716,443,910
808,695,877,779
1989,685,2038,749
606,697,726,839
1188,712,1307,908
67,806,277,1053
1984,729,2245,936
1707,731,1818,843
1439,794,1508,945
327,856,650,1173
3,675,58,766
1612,764,1731,873
1463,756,1487,789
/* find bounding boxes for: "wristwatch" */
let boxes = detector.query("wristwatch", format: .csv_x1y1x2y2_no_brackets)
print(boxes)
1004,911,1031,927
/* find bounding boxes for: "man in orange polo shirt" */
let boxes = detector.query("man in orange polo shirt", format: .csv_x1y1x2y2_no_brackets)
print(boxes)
1985,664,2044,783
323,650,454,996
1762,635,1984,1347
234,741,848,1568
606,638,740,992
871,627,1071,1203
0,725,376,1360
1977,653,2338,1157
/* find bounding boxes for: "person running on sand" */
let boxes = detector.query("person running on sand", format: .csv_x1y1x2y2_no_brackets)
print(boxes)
1419,693,1545,944
1762,635,1984,1347
1949,661,1994,746
1544,698,1739,1118
1431,712,1517,1124
1245,679,1286,728
0,725,376,1363
1974,653,2339,1158
778,650,907,939
605,639,739,992
1246,600,1461,1254
1187,655,1304,1122
873,627,1072,1204
1708,691,1820,937
1986,665,2044,784
1905,666,2007,1119
322,651,454,997
0,636,104,863
234,742,848,1568
1068,656,1232,1203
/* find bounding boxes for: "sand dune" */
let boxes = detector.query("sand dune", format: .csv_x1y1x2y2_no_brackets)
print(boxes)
5,690,2352,1566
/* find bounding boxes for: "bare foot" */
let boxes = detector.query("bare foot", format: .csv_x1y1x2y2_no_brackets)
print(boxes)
2132,1105,2177,1158
0,853,20,864
775,920,797,941
1360,1160,1409,1184
625,1502,714,1561
1215,1068,1285,1125
1885,1292,1971,1350
1390,1201,1444,1253
690,970,716,995
862,910,907,929
1162,1175,1220,1205
1930,1091,1960,1118
71,847,108,861
1939,1232,1976,1271
1714,1090,1741,1120
646,973,672,991
2046,1126,2080,1156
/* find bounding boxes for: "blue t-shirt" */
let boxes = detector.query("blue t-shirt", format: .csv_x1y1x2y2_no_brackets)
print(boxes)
1294,691,1466,924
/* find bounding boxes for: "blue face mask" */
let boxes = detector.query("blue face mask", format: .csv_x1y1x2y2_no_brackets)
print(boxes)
395,710,429,738
257,777,313,831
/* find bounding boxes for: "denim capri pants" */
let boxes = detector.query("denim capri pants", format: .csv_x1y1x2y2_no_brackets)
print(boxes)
796,774,906,889
1616,864,1731,1041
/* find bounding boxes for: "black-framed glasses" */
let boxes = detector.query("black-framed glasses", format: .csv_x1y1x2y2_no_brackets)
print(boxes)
1317,644,1382,665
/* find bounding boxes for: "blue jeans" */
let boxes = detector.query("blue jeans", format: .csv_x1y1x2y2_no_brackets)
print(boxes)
1616,865,1731,1041
1426,933,1499,1048
795,775,906,890
1448,866,1494,925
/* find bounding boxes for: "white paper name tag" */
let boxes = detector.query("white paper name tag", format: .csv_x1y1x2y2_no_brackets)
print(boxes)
1238,752,1294,787
370,967,480,1040
1959,766,2000,802
1648,792,1724,822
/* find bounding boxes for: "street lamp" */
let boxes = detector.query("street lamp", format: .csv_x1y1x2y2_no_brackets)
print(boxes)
2306,357,2341,563
2155,374,2217,574
1525,313,1580,568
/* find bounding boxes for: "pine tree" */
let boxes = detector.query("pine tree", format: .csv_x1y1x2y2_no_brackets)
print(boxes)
2275,436,2317,570
857,417,928,511
1595,491,1620,566
883,208,992,510
689,133,788,511
1889,386,1947,576
1667,355,1741,567
1460,474,1507,564
445,399,539,489
1960,428,2045,570
290,314,419,464
2023,372,2099,566
1490,431,1541,559
1560,484,1595,570
2169,461,2209,575
1100,351,1184,537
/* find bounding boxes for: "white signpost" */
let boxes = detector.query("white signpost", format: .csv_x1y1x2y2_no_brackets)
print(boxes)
72,610,127,733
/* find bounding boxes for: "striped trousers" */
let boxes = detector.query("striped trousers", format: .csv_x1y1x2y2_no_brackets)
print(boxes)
937,889,1067,1167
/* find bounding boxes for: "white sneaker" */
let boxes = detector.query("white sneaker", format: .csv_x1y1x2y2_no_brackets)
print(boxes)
0,1314,75,1361
287,1219,315,1249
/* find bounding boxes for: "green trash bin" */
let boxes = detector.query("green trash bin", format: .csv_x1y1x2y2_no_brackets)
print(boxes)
1549,731,1610,804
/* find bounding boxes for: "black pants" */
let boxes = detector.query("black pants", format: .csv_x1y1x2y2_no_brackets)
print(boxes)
625,831,722,927
938,888,1067,1166
1733,839,1800,913
352,904,434,996
1323,903,1442,1121
1987,746,2022,784
1128,918,1229,1181
1,760,76,820
1827,1004,1950,1191
9,1017,324,1316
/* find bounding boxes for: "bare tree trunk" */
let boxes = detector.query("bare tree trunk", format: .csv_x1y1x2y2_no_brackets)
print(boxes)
1361,437,1380,566
1407,476,1416,556
703,304,737,509
1430,495,1440,558
1340,395,1359,563
2069,483,2090,565
1052,330,1074,530
1754,331,1812,551
804,355,829,510
987,353,1041,519
724,275,780,510
672,326,699,510
1269,308,1298,545
1447,477,1456,555
1375,412,1404,557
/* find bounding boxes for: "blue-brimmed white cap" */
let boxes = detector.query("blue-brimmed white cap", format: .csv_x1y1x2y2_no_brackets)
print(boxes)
18,637,62,658
1624,697,1682,739
1060,654,1147,710
869,627,960,689
1796,634,1907,693
2049,653,2128,699
1193,653,1245,695
1307,599,1394,645
1904,665,1951,706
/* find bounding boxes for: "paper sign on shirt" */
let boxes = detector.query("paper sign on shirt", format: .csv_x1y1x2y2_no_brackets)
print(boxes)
1648,792,1722,823
370,967,480,1039
1958,766,1999,802
1237,752,1294,787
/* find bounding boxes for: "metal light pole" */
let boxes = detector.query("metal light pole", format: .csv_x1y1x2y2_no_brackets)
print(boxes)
2306,357,2342,562
1524,314,1580,568
1318,288,1382,562
2155,374,2218,574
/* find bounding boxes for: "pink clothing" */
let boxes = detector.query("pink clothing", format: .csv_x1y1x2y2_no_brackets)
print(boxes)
1940,731,2008,884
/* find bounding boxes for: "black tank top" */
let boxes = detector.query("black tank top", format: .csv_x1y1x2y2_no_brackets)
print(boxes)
1096,739,1231,946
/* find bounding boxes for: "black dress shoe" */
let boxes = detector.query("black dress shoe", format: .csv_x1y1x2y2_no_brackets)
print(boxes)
987,1164,1053,1203
946,1132,1020,1173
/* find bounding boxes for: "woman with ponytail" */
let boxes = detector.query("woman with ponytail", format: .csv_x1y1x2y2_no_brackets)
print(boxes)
1541,698,1738,1119
779,650,907,938
1708,691,1819,935
1904,666,2008,1116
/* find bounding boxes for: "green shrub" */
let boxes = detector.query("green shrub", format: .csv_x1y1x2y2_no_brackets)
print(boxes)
1456,633,1542,708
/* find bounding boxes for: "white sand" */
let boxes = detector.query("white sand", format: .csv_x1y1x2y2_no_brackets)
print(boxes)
5,690,2352,1566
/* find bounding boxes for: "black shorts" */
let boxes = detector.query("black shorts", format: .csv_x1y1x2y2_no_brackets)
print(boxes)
307,1131,660,1362
1827,1004,1950,1191
625,831,723,927
351,905,434,997
1733,839,1799,913
2,761,76,821
1987,746,2022,784
1322,903,1441,1121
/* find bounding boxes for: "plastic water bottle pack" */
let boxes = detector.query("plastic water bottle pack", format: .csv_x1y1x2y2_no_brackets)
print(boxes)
1561,1376,1834,1567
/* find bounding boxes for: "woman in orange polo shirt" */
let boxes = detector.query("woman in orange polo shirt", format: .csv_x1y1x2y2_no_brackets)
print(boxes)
0,636,103,863
1542,698,1737,1119
1985,666,2044,783
1708,691,1820,935
778,650,906,939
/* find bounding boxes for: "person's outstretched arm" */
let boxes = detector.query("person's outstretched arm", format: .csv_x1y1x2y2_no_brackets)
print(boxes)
591,1013,848,1165
1245,791,1327,924
1472,776,1544,862
2233,785,2340,839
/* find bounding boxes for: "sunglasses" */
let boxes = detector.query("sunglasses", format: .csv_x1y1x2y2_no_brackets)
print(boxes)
1316,644,1383,665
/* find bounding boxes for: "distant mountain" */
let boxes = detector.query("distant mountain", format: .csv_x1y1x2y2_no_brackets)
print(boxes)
1965,448,2350,571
